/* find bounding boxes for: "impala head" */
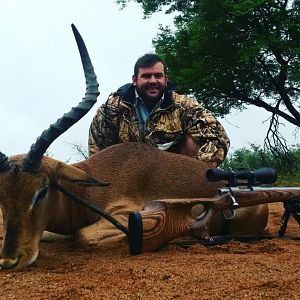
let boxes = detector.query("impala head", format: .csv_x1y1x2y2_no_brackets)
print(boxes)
0,24,105,269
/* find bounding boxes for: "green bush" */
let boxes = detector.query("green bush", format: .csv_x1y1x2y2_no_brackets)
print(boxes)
221,144,300,180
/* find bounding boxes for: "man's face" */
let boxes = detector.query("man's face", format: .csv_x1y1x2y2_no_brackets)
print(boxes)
132,62,168,103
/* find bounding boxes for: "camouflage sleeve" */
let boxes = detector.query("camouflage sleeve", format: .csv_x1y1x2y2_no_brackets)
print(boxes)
180,95,230,165
88,105,104,156
88,96,120,156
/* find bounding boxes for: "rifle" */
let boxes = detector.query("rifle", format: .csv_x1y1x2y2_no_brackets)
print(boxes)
128,167,300,255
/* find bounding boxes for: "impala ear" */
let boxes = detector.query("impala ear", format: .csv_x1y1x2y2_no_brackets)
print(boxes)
54,162,109,187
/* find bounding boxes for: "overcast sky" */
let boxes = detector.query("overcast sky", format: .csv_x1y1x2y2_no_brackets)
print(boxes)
0,1,298,162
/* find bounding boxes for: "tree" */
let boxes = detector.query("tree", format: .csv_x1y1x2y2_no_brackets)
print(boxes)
117,0,300,156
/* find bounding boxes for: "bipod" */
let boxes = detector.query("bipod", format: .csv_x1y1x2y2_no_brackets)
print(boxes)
278,199,300,237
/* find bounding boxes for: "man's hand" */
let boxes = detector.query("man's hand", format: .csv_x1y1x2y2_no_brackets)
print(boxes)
168,135,200,157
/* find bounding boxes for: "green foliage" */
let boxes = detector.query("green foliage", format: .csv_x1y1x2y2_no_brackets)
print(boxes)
276,173,300,186
221,144,300,178
116,0,194,17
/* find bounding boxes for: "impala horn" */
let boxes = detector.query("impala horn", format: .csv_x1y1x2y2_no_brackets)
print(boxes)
0,152,11,173
22,24,99,172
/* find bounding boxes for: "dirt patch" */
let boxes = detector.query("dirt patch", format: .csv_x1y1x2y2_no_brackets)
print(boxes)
0,202,299,300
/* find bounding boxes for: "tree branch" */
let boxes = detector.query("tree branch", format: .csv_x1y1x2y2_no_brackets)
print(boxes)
231,90,299,126
258,56,300,125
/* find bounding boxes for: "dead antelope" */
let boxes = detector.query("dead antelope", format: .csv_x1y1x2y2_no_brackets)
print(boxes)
0,25,268,270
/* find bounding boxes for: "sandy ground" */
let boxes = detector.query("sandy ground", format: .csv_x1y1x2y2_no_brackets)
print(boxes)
0,202,299,300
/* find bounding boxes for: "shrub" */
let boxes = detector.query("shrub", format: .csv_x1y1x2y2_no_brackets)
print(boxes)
221,144,300,179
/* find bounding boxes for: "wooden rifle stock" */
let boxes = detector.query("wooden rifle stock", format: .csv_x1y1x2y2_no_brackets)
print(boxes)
128,187,300,255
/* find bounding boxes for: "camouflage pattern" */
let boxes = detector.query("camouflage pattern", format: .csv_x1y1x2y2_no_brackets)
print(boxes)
88,90,230,165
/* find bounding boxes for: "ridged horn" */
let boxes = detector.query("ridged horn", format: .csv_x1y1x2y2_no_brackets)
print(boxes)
0,152,11,173
22,24,99,172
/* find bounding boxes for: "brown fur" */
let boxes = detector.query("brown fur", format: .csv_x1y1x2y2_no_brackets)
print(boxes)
0,143,268,269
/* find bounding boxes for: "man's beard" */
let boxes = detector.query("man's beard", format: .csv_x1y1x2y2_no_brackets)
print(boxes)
136,85,165,110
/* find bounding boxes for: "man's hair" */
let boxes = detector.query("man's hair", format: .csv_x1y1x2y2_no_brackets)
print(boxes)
134,53,167,76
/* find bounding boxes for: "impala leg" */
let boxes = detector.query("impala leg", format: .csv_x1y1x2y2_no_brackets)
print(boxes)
225,204,269,235
41,231,72,242
74,214,129,248
190,204,269,238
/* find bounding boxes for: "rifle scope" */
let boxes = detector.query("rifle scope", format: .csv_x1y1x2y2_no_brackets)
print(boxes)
206,167,277,186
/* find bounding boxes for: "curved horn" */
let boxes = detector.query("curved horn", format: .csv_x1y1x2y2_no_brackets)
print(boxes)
0,152,11,173
22,24,99,172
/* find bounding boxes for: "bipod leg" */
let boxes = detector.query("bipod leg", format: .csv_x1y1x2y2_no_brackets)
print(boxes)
278,199,300,237
291,199,300,226
278,202,291,238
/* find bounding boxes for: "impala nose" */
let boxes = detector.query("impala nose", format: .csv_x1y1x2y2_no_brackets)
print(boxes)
0,257,20,270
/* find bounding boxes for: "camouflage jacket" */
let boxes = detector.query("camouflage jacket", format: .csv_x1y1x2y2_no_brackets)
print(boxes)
88,84,230,165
